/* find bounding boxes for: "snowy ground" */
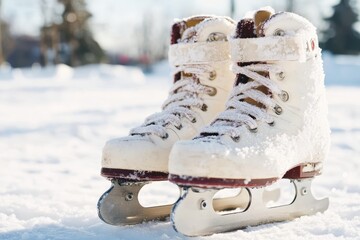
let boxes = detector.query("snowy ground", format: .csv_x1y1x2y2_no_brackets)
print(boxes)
0,58,359,240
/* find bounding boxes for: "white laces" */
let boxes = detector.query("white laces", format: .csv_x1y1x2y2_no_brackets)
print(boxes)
130,64,214,138
199,63,283,140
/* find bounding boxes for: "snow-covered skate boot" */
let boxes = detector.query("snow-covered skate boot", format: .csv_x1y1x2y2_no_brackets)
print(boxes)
98,15,237,225
169,9,331,236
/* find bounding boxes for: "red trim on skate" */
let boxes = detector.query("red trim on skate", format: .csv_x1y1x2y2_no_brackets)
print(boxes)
169,162,322,188
283,162,322,179
101,168,168,181
169,174,277,188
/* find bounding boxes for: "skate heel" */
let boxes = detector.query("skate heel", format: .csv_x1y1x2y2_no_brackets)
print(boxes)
283,162,323,179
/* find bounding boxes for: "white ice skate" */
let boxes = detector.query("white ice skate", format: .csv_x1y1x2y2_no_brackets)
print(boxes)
169,9,331,236
98,15,238,225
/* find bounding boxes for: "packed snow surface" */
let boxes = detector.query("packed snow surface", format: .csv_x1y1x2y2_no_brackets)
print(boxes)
0,58,359,240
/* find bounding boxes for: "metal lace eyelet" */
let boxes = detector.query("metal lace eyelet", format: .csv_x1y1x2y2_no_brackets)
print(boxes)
207,87,217,96
268,121,275,127
191,118,197,123
249,127,258,133
161,133,169,140
279,90,289,102
209,71,217,80
175,124,183,130
274,105,283,115
274,29,285,36
231,136,240,142
207,32,227,42
276,71,285,80
201,104,208,112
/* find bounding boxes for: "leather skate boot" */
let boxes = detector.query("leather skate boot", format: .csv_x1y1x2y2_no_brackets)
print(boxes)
98,15,236,226
169,9,330,236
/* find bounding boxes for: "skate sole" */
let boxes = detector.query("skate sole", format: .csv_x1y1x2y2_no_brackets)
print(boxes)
169,162,322,188
101,168,168,181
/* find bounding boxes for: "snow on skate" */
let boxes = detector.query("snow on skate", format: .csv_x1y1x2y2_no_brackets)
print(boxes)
98,15,237,225
169,9,331,236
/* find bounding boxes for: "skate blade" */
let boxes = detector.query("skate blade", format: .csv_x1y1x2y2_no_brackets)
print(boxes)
98,179,278,226
171,178,329,236
98,180,174,225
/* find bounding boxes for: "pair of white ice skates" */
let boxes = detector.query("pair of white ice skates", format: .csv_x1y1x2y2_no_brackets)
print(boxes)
98,8,330,236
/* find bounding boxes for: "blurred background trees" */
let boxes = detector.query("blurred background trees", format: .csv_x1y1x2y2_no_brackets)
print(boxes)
0,0,359,69
0,0,14,65
40,0,105,66
321,0,360,54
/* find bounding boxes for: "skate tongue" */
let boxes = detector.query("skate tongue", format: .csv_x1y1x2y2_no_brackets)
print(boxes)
171,16,234,44
232,7,274,42
170,16,208,44
170,16,207,81
180,16,207,43
170,16,234,81
254,8,274,36
233,9,274,107
233,18,256,87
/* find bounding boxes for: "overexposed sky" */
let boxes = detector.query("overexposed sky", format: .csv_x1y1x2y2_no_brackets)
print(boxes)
1,0,358,54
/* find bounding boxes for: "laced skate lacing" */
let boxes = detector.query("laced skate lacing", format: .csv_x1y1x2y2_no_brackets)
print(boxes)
130,64,214,138
199,63,283,140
